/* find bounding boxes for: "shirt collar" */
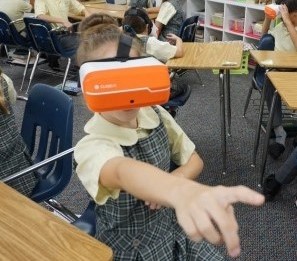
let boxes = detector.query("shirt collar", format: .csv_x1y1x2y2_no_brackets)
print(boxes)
84,106,160,146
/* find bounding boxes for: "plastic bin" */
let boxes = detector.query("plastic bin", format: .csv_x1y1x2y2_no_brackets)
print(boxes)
211,13,224,27
229,18,244,32
251,22,263,37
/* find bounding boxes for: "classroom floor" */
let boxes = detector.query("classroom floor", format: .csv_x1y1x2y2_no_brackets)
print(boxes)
3,57,297,260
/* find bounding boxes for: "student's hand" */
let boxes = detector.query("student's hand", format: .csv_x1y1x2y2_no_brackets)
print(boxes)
172,184,264,258
280,4,291,26
61,20,73,30
145,200,162,210
166,33,181,45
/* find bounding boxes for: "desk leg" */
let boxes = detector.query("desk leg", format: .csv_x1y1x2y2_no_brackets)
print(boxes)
225,69,231,136
252,73,268,168
219,69,226,174
259,90,278,186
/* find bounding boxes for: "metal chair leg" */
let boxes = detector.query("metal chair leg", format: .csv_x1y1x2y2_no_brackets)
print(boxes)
26,52,40,94
259,90,278,187
61,57,71,92
243,84,254,118
194,69,204,87
20,48,32,91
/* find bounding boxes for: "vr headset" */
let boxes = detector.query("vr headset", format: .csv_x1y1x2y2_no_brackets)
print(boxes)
79,35,170,112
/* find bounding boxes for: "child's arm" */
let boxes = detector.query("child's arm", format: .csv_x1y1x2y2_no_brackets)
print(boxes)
166,33,184,58
171,151,203,179
262,14,272,35
280,4,297,50
100,156,264,258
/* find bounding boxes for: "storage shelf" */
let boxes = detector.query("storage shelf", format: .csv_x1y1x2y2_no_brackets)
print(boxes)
186,0,266,45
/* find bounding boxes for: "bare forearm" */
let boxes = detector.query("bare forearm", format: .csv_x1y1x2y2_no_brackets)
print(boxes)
100,157,203,208
37,14,66,25
174,37,184,58
262,17,271,34
171,152,203,179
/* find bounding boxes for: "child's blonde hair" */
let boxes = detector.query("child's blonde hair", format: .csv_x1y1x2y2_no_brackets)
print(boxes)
77,16,143,65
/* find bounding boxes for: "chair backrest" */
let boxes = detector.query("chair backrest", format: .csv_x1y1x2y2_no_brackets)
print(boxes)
178,15,199,42
0,12,15,46
21,83,74,202
23,17,59,55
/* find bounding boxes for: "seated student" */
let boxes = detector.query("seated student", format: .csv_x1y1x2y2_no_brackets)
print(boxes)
154,0,184,41
127,0,155,9
0,68,38,196
122,7,183,99
0,0,32,36
34,0,90,68
263,146,297,201
260,0,297,159
75,21,264,260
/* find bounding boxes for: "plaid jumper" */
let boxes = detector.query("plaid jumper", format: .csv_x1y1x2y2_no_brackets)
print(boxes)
158,0,184,41
95,108,224,260
0,76,37,196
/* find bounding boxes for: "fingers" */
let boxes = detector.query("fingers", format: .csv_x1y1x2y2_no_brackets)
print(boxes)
218,185,265,207
205,203,240,258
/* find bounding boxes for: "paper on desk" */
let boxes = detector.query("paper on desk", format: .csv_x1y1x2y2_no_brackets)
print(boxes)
261,59,273,66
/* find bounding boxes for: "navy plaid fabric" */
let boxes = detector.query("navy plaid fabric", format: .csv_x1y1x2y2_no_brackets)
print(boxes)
0,77,38,196
95,107,224,260
158,0,184,41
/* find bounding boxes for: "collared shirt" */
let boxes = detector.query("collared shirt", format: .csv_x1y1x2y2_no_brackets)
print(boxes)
138,35,177,63
74,105,195,204
0,0,32,32
270,22,297,52
34,0,85,27
156,1,176,26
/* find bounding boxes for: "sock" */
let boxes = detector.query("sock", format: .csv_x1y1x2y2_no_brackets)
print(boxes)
274,125,287,146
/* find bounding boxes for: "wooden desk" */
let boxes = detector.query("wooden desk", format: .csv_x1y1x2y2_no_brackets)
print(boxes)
70,3,158,21
0,183,113,261
250,50,297,69
167,42,243,174
259,72,297,185
249,50,297,178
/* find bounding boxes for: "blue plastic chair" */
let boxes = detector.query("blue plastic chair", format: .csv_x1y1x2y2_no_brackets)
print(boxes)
0,12,33,90
23,17,75,94
178,15,199,42
243,34,275,117
21,83,74,201
162,84,192,118
3,83,96,236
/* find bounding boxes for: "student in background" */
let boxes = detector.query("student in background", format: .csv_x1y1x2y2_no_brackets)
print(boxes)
0,68,38,196
154,0,184,41
0,0,32,35
122,7,184,99
75,19,264,260
127,0,155,9
263,146,297,201
260,0,297,159
34,0,90,68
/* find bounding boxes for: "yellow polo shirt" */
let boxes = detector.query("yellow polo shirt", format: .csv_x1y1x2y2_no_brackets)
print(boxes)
270,21,297,52
34,0,85,27
74,105,195,204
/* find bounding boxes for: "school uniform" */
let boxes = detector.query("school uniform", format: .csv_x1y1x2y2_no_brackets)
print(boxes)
75,106,224,260
156,0,183,41
0,75,37,196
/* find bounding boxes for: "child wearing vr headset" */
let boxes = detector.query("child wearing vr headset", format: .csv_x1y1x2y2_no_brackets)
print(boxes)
122,7,183,63
75,16,264,260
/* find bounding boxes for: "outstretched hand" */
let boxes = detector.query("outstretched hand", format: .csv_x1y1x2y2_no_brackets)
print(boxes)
173,185,264,258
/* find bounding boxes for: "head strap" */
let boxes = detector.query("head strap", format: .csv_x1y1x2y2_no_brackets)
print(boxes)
116,34,133,60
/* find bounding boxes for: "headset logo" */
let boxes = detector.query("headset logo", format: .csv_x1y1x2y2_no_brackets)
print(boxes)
94,83,117,90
